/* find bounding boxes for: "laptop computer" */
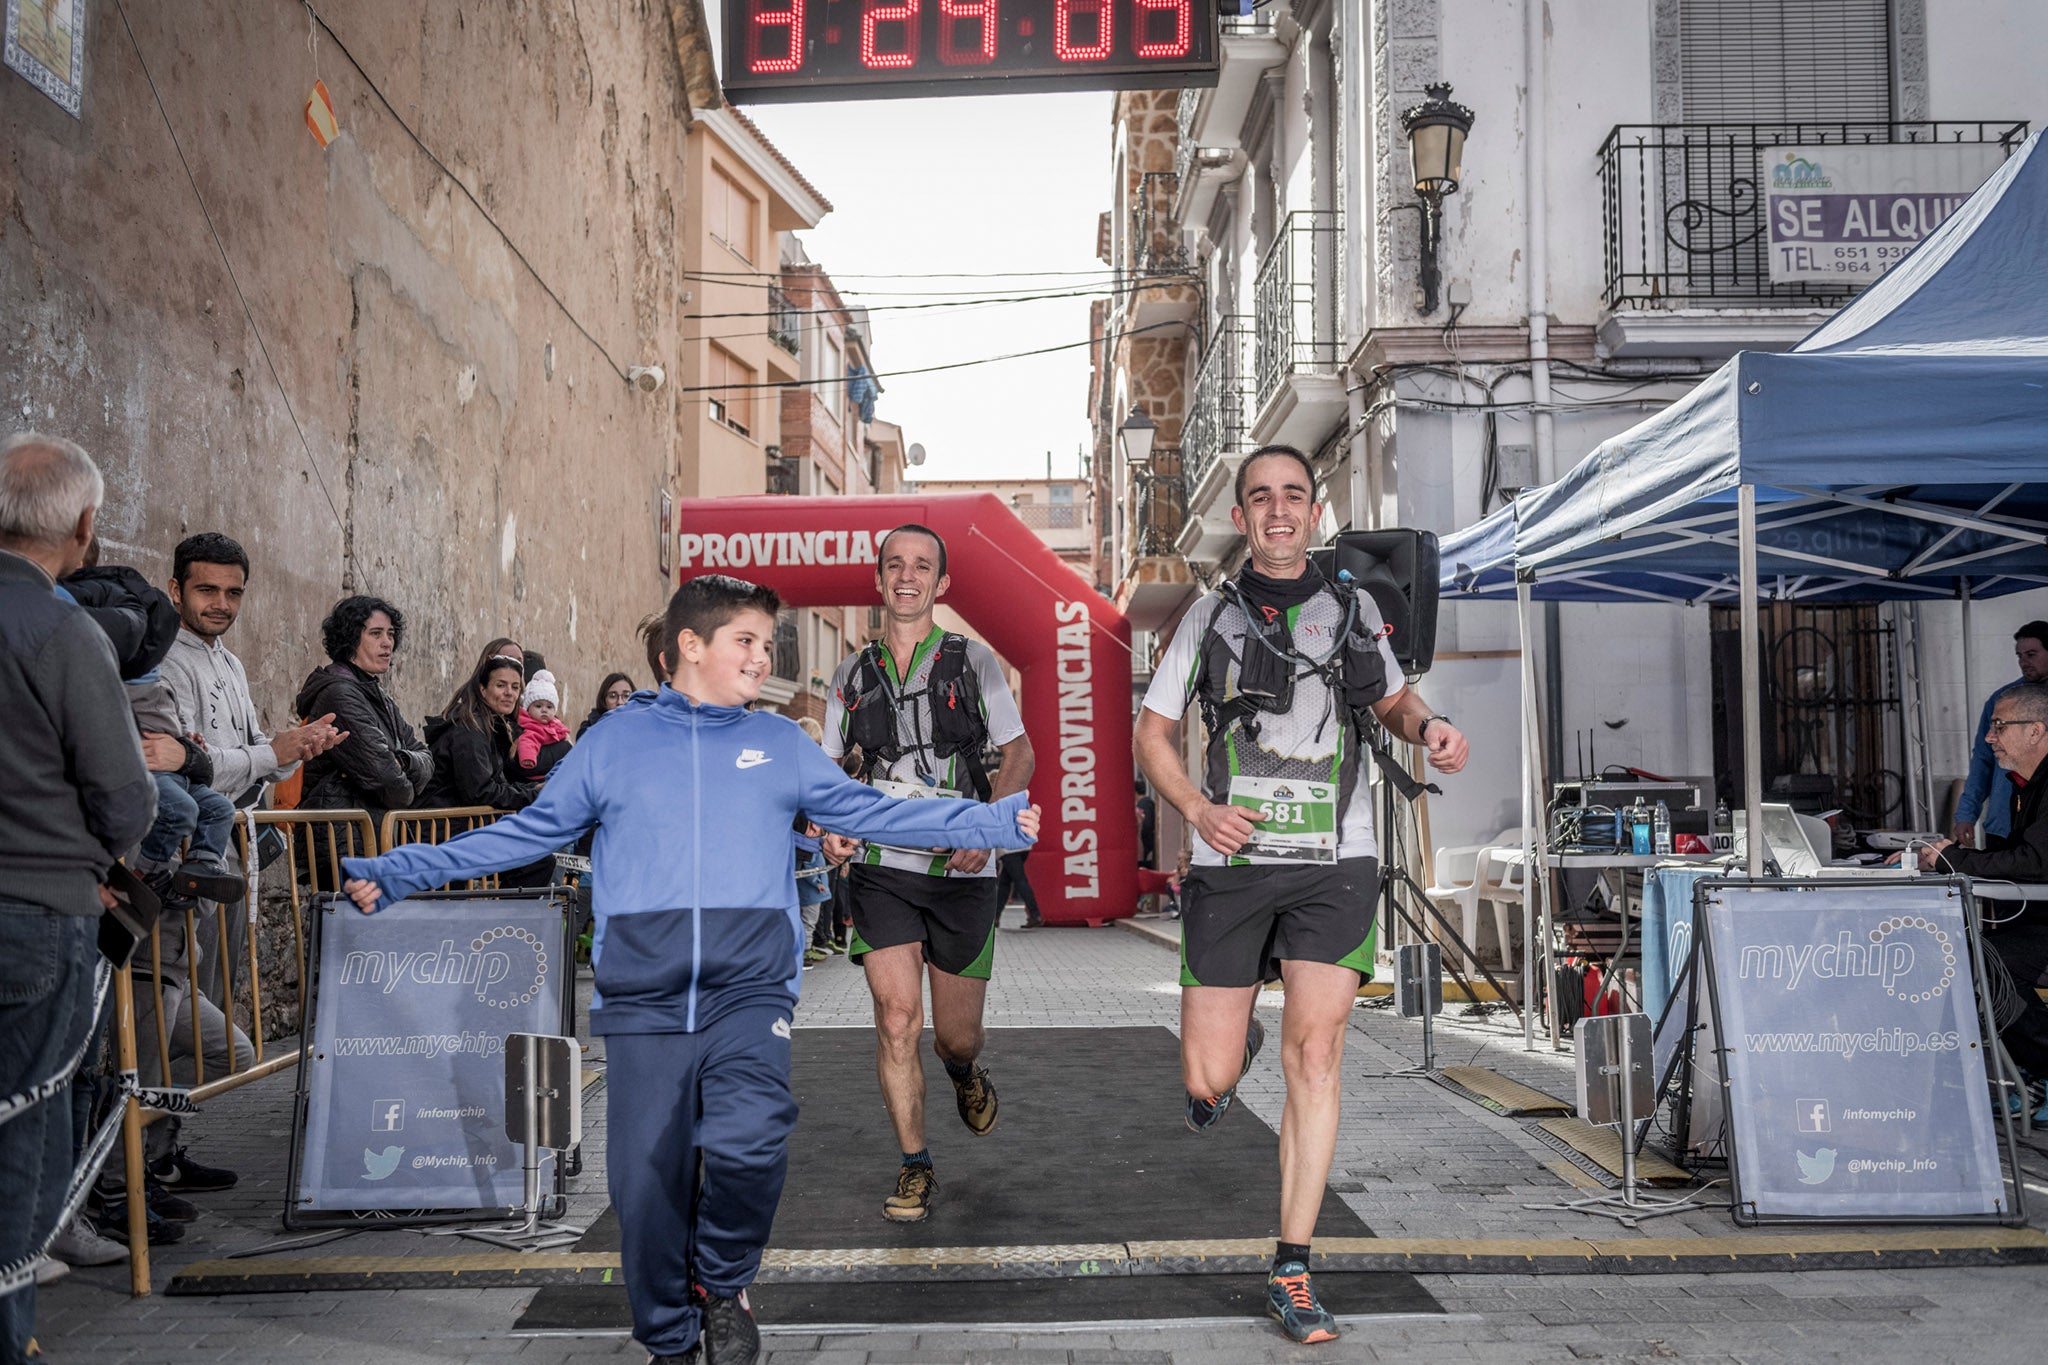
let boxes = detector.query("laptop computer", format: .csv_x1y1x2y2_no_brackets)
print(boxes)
1734,804,1919,878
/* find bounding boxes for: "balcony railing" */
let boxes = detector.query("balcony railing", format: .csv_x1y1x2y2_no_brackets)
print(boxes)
1174,88,1202,186
1599,121,2027,310
1131,451,1186,559
1253,211,1339,409
768,284,801,355
1129,170,1189,279
1009,502,1087,531
1182,316,1254,500
766,454,799,496
771,616,800,682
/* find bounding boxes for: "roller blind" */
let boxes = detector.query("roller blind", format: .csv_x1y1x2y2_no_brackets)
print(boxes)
1678,0,1893,123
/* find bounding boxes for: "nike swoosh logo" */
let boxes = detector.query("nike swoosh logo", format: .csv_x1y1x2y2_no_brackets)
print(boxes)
736,750,772,769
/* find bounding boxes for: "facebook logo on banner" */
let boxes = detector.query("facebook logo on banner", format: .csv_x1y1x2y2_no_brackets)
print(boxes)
372,1099,407,1133
1796,1098,1831,1134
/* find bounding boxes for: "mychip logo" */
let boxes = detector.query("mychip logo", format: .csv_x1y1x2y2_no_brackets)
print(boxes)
1868,916,1957,1003
336,927,549,1008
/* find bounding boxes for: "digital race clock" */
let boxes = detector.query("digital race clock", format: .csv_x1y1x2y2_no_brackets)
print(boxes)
722,0,1220,103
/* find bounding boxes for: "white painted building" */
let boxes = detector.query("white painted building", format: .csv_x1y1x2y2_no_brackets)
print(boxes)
1095,1,2048,879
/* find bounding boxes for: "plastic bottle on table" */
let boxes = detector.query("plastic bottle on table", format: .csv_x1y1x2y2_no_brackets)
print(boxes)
1653,800,1673,856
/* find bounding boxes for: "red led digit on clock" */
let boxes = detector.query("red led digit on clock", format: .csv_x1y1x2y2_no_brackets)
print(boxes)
1054,0,1111,60
939,0,997,65
1132,0,1190,58
748,0,805,73
861,0,921,67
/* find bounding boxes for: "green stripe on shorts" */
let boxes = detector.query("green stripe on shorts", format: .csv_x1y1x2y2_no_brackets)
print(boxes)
957,924,996,981
1335,920,1379,979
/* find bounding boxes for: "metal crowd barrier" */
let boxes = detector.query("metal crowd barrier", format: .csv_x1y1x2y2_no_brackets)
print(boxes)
379,807,509,886
114,807,374,1293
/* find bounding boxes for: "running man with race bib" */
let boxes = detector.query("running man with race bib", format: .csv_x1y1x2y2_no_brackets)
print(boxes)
1134,446,1469,1346
820,524,1035,1224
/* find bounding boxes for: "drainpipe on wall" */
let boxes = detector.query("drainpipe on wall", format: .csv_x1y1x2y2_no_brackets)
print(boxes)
1527,0,1564,782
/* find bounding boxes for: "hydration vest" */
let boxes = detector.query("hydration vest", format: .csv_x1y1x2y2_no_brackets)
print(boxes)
841,632,994,800
1192,573,1431,802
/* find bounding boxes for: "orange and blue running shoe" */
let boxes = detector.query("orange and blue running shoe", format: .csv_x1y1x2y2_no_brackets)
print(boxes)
1267,1258,1340,1344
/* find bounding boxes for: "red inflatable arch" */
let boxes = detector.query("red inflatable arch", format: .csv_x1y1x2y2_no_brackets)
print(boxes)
676,493,1137,925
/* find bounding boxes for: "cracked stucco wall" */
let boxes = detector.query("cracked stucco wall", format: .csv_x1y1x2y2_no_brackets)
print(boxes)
2,0,692,729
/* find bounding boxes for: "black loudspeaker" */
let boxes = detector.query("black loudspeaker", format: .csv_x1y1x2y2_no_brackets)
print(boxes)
1309,529,1440,676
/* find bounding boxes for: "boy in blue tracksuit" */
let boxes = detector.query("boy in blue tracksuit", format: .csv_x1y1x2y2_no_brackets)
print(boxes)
341,576,1040,1365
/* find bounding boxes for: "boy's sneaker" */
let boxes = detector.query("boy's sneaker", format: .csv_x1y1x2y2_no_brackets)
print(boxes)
151,1144,239,1192
50,1213,126,1267
882,1163,937,1222
33,1256,69,1286
174,857,246,905
695,1285,761,1365
1267,1260,1341,1344
951,1063,999,1136
140,867,197,916
92,1199,185,1246
1186,1015,1265,1133
145,1179,198,1223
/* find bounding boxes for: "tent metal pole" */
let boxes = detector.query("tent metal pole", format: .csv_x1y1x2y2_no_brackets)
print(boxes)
1961,581,1976,780
1518,577,1539,1050
1521,579,1560,1048
1739,484,1765,878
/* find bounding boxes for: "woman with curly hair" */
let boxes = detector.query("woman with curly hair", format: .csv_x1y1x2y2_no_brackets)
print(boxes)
294,594,434,820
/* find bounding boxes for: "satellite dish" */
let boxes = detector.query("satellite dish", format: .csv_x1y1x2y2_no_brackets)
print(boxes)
907,443,927,467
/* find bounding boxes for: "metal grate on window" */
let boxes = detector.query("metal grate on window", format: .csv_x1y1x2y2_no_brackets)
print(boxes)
1679,0,1892,123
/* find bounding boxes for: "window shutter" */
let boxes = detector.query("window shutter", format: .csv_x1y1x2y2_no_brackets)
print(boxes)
1678,0,1892,123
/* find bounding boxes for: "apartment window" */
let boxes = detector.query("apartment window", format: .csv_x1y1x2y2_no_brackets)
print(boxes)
709,163,759,265
707,344,754,438
822,334,844,425
1678,0,1891,122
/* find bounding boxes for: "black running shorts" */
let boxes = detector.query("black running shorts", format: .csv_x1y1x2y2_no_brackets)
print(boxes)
1178,857,1380,988
847,864,1001,979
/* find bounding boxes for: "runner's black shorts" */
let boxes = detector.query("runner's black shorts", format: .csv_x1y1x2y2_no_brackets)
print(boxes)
1178,857,1380,988
847,864,1001,979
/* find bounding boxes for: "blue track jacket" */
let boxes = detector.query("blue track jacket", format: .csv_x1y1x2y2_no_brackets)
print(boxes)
342,686,1032,1034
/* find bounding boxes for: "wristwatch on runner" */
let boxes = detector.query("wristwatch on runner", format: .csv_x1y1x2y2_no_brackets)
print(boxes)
1418,714,1452,744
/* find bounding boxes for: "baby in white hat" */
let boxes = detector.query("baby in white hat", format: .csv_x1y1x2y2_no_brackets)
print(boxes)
515,669,573,779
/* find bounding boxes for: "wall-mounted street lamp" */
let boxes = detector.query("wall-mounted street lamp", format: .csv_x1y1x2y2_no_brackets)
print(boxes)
1399,82,1476,316
1117,405,1157,468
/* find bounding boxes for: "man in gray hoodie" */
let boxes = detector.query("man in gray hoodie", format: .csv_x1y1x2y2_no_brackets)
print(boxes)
0,432,155,1362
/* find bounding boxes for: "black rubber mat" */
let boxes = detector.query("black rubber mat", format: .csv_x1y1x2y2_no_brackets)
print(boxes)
516,1025,1437,1331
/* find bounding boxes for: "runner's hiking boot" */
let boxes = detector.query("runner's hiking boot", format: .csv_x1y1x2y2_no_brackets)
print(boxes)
1267,1259,1340,1344
695,1283,761,1365
951,1062,999,1136
882,1162,938,1222
1186,1014,1265,1133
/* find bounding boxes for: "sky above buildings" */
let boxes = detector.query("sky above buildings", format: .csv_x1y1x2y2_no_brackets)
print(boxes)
742,91,1112,484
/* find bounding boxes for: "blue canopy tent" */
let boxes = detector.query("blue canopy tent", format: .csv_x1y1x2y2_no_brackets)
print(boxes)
1435,128,2048,1044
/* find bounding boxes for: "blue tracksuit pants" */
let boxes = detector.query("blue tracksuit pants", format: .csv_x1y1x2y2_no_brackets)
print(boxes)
605,1004,797,1355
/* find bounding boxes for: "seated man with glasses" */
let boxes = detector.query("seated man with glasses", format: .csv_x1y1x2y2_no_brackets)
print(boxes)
1912,683,2048,1118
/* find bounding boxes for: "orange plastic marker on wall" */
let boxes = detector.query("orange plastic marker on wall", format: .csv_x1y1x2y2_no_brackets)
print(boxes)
305,79,339,149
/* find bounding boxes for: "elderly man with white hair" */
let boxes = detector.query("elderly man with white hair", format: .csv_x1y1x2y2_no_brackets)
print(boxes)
0,432,156,1362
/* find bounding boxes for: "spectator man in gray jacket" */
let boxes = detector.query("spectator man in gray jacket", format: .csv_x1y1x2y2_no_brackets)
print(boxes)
0,432,155,1363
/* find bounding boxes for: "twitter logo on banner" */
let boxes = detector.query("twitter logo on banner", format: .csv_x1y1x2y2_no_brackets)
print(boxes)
363,1145,405,1181
1796,1147,1837,1185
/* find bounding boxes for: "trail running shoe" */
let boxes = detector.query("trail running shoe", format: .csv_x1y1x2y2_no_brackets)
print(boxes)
882,1163,938,1222
696,1284,761,1365
1267,1259,1340,1344
951,1063,999,1136
1186,1014,1266,1133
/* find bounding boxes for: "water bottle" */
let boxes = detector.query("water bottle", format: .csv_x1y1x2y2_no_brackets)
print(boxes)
1711,799,1734,854
1653,800,1673,856
1629,796,1651,855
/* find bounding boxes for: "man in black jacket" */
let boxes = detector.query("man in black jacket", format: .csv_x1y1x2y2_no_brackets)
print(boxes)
0,433,155,1360
1916,683,2048,1101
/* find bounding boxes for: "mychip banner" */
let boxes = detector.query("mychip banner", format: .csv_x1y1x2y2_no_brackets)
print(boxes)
296,893,568,1214
1701,881,2009,1223
1764,142,2007,283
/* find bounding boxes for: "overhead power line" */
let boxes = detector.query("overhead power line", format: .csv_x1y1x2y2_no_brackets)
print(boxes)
676,320,1184,395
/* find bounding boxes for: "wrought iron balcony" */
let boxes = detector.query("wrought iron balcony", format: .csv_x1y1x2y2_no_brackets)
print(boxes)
1182,317,1254,503
1130,451,1187,560
765,453,800,496
1174,88,1202,186
771,616,800,682
1129,170,1190,279
1599,121,2027,311
1253,211,1339,410
768,284,801,355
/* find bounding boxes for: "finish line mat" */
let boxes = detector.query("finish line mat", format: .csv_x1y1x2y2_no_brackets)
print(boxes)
515,1024,1436,1329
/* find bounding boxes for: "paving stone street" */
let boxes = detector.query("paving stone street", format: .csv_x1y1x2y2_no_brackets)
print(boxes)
31,919,2048,1364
